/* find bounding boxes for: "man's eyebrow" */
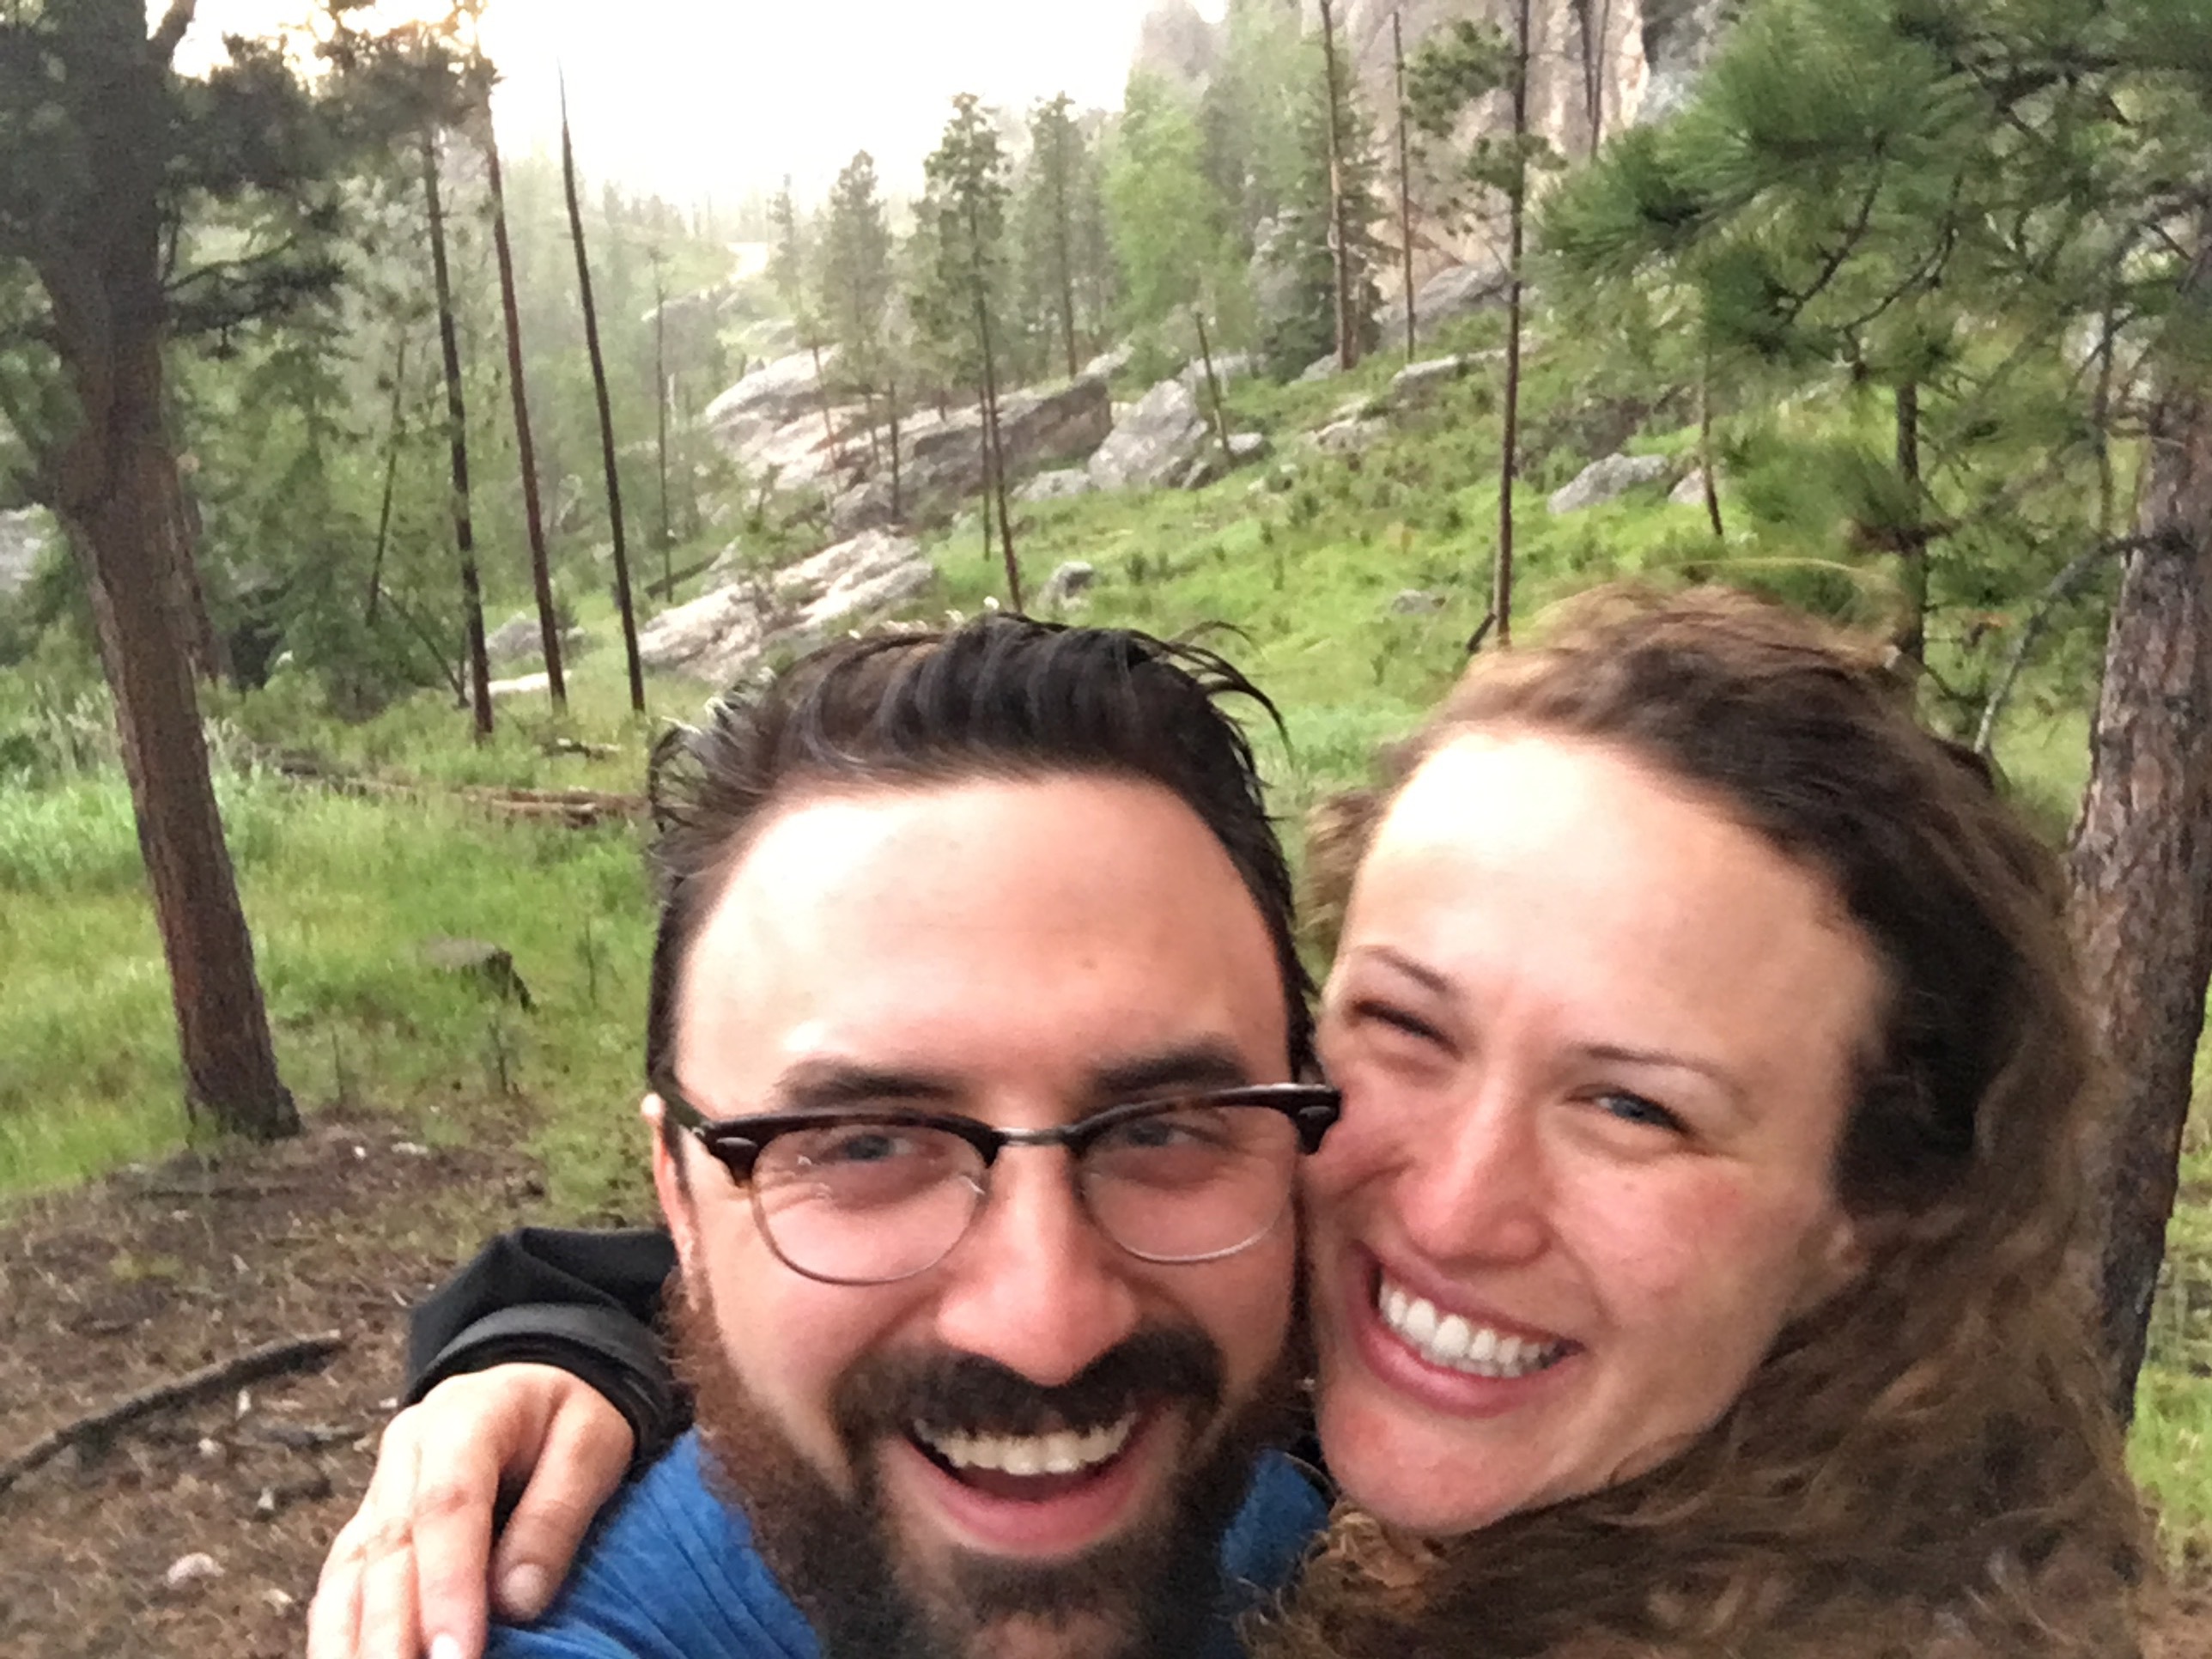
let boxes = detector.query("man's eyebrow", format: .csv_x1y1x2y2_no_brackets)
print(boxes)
1082,1042,1255,1109
771,1060,963,1113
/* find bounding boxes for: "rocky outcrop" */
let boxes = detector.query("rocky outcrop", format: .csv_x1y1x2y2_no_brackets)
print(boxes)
703,349,840,453
1376,264,1515,347
1178,432,1270,490
1638,0,1736,125
1548,452,1672,513
832,376,1115,533
0,507,55,602
1018,468,1097,503
1089,379,1211,491
639,530,933,686
1388,351,1496,410
1310,416,1390,456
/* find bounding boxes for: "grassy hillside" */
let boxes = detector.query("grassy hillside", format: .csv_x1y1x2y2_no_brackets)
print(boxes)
2,310,2203,1559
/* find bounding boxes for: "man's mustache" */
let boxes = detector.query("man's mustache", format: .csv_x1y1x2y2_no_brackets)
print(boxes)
832,1327,1225,1444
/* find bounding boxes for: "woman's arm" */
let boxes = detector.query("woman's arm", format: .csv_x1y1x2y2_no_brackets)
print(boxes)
309,1227,684,1659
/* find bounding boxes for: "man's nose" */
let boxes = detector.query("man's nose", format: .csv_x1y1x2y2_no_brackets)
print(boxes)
929,1149,1144,1386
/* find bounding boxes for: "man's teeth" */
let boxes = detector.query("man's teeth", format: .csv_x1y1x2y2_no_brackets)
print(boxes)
1377,1279,1564,1378
915,1415,1136,1477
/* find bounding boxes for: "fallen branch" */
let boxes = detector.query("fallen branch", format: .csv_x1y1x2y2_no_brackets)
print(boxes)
0,1330,345,1498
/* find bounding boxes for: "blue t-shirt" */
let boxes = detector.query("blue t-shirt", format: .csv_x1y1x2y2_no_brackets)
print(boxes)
489,1431,1329,1659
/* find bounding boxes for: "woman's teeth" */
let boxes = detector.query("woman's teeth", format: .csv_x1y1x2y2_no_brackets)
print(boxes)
1377,1279,1565,1378
914,1414,1136,1477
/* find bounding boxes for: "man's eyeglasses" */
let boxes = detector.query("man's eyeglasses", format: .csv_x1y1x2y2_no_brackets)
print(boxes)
654,1077,1341,1286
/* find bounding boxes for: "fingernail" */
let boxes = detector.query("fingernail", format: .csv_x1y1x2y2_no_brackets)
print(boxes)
428,1637,463,1659
501,1565,552,1620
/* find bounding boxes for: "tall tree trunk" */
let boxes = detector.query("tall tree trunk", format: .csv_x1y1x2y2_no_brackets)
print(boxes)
481,114,564,713
2069,230,2212,1419
1494,0,1534,648
422,131,492,739
1319,0,1358,373
887,363,904,521
1572,0,1609,153
43,234,295,1141
367,330,409,627
1893,379,1929,666
1394,11,1417,362
1698,362,1725,539
965,202,1022,613
1194,307,1233,463
164,459,224,684
653,256,673,599
561,82,646,714
1053,123,1079,381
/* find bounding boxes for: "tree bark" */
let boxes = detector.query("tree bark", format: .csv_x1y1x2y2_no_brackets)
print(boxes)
1394,11,1418,362
1194,307,1233,464
1894,379,1929,667
422,131,493,740
2068,234,2212,1418
1319,0,1358,373
561,82,646,714
367,330,409,627
1494,0,1534,649
44,230,295,1140
482,112,565,712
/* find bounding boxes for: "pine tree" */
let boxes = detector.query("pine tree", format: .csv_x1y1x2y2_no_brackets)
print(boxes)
916,94,1022,611
818,152,897,463
1103,73,1236,340
1261,38,1384,379
1015,95,1093,380
1546,0,2212,1410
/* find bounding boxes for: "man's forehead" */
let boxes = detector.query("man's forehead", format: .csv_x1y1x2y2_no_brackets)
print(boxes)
672,774,1287,1106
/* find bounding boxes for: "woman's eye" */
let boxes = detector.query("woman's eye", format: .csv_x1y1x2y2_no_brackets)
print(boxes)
1351,1000,1445,1046
1593,1091,1687,1134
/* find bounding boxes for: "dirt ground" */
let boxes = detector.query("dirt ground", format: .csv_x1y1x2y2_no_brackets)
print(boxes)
2,1115,2207,1659
0,1111,556,1659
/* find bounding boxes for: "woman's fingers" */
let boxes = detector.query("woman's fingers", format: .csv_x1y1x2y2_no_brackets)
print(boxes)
487,1388,635,1621
307,1365,626,1659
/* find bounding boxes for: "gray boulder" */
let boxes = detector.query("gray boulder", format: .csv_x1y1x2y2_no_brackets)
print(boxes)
1178,432,1271,491
641,530,933,687
1389,352,1492,410
1297,355,1341,384
1670,468,1717,507
702,349,838,449
1548,453,1672,514
1089,379,1210,491
1018,468,1097,503
1179,352,1253,395
0,507,55,602
1376,262,1513,347
826,377,1112,534
1036,561,1097,611
1310,416,1389,456
484,613,541,666
1082,343,1136,381
1389,589,1448,616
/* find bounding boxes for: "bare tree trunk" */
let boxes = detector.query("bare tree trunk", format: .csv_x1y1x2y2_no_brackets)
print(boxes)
1053,122,1079,381
163,458,223,684
1394,10,1417,362
1493,0,1534,648
1698,364,1725,539
2069,231,2212,1419
1894,380,1929,666
1320,0,1357,373
966,198,1022,613
887,363,904,521
422,131,492,740
367,330,408,627
44,219,295,1141
482,114,564,713
653,255,673,600
561,81,646,714
1571,0,1610,153
1194,307,1233,464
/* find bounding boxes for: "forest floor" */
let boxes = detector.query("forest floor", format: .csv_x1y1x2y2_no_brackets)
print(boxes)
2,1109,2209,1658
0,1107,558,1659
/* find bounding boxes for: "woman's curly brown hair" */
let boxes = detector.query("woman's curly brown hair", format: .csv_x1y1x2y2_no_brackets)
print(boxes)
1267,586,2148,1658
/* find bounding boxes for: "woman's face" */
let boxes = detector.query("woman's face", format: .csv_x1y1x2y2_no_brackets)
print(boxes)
1305,729,1884,1535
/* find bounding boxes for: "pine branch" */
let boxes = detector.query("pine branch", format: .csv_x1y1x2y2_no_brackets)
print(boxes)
150,2,198,64
1778,157,1890,329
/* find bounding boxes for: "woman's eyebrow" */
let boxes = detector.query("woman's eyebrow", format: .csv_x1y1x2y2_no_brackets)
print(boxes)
1344,944,1455,996
1581,1043,1749,1112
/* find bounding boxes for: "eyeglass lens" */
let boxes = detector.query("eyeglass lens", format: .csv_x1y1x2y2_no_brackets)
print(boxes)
748,1103,1302,1284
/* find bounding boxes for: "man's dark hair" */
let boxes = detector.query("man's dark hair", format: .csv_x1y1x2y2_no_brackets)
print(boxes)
642,617,1313,1108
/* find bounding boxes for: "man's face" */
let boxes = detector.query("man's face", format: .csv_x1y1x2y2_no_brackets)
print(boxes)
653,774,1298,1659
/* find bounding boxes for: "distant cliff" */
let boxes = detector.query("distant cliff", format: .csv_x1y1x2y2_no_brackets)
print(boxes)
1133,0,1738,278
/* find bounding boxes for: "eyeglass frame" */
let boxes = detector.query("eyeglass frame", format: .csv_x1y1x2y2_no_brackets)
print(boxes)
652,1073,1342,1285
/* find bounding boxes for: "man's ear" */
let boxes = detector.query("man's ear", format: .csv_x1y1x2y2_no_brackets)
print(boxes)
646,1096,702,1273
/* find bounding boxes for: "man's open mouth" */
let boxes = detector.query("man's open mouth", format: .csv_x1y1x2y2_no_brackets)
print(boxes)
906,1411,1143,1501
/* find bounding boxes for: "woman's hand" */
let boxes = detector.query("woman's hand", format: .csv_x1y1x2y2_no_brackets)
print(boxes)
307,1364,635,1659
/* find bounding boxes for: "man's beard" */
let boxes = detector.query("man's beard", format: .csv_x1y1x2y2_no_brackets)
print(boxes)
670,1278,1297,1659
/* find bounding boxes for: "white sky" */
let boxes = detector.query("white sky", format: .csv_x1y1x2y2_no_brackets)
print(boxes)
172,0,1225,214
